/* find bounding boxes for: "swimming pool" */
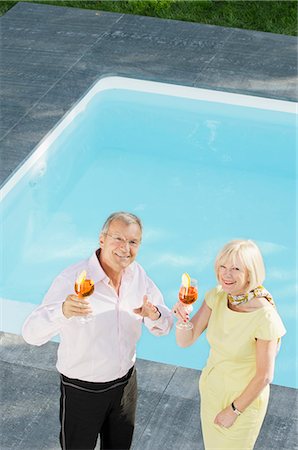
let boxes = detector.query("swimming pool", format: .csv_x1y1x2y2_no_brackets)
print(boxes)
1,77,296,388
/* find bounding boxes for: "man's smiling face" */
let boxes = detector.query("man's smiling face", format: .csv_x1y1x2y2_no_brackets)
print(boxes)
99,219,142,273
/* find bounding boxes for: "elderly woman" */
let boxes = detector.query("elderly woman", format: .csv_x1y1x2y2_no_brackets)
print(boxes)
174,240,286,450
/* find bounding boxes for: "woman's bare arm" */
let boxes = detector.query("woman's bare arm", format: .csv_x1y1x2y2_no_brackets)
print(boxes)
214,338,278,428
176,300,212,347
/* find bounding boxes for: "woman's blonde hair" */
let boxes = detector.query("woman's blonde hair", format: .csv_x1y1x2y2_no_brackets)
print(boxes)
215,240,265,292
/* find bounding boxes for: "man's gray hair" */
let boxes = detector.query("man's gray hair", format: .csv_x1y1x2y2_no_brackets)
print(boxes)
101,212,143,235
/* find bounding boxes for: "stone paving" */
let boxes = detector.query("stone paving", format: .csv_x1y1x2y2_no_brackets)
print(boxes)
1,332,297,450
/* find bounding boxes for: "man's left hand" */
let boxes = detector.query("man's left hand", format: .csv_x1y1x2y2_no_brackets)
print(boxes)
133,295,161,321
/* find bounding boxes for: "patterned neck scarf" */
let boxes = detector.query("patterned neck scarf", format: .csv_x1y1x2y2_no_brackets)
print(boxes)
227,285,275,307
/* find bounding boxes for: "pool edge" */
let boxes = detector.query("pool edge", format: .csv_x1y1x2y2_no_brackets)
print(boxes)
1,75,297,199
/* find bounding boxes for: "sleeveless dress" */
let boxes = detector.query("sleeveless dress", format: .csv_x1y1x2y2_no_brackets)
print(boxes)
199,286,286,450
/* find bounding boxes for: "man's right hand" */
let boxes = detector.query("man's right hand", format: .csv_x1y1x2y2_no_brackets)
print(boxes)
62,295,92,319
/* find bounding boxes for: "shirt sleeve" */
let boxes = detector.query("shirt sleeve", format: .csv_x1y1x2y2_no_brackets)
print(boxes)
22,274,71,346
204,287,220,310
255,307,287,340
143,276,173,336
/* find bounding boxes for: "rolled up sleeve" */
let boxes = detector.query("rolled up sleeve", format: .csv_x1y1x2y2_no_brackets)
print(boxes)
143,277,173,335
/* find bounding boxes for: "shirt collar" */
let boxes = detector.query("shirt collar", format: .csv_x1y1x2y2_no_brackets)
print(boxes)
87,250,135,284
86,251,107,284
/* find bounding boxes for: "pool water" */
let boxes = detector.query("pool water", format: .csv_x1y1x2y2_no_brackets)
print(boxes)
0,77,296,388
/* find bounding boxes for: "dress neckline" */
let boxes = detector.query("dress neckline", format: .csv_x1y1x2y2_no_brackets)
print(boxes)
225,298,272,315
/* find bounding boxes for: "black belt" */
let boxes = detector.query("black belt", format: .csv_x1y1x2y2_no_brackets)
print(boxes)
60,366,135,394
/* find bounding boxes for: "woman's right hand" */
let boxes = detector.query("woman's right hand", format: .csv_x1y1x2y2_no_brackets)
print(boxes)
172,301,192,323
62,295,92,319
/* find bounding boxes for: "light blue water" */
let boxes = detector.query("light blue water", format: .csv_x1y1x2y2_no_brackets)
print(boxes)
1,87,296,388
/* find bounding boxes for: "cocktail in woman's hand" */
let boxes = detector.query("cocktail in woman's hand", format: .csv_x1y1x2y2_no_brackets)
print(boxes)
176,273,198,330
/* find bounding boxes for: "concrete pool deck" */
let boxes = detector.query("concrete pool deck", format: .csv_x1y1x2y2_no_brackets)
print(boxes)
1,2,297,449
1,332,297,450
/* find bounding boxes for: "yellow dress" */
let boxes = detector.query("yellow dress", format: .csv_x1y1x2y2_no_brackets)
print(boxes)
199,286,286,450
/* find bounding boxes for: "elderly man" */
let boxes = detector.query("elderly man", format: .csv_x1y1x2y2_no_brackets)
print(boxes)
22,211,172,450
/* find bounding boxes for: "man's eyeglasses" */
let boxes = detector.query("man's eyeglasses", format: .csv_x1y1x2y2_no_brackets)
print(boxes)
104,233,141,248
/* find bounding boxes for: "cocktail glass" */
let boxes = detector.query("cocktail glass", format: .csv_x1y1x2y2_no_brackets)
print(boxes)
176,276,198,330
74,270,94,323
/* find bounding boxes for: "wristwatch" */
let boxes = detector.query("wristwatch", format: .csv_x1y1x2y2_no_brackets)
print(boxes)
231,402,242,416
154,307,161,320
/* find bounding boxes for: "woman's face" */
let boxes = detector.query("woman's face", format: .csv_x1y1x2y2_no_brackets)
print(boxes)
218,256,249,296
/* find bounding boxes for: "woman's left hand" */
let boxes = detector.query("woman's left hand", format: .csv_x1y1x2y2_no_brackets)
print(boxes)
214,405,238,428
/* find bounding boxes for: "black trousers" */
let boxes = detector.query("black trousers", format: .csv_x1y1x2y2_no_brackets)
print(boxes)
59,367,137,450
